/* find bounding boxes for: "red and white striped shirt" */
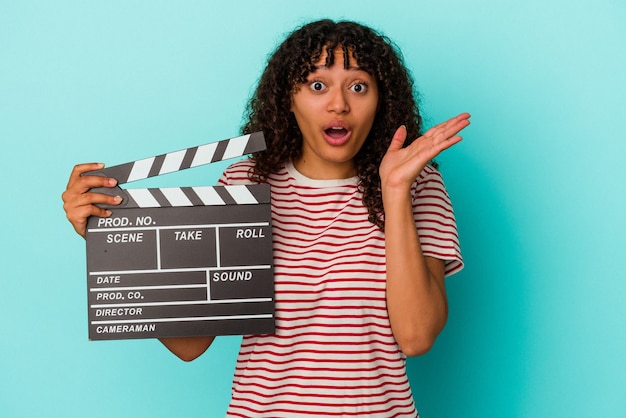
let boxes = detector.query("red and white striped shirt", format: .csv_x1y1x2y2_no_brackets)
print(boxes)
219,159,462,418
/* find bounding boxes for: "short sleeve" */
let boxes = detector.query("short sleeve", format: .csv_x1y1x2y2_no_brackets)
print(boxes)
218,159,256,186
412,165,463,277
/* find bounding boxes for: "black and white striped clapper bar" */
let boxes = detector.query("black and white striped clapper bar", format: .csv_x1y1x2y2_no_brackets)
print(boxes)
84,132,274,341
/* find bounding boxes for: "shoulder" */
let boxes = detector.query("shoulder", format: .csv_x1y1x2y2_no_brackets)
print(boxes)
417,164,444,183
219,158,256,185
414,164,450,198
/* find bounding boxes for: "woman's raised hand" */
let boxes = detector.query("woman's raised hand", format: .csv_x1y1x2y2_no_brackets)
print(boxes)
379,113,471,192
61,163,122,238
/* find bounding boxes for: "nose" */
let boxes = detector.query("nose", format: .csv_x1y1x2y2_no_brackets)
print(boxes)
327,88,350,114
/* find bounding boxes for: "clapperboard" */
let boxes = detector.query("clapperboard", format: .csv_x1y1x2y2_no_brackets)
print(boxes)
84,132,274,340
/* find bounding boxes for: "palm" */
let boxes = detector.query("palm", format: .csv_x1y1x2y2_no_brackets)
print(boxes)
380,113,471,189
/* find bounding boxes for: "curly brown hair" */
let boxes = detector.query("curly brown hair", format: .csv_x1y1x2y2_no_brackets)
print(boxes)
241,19,424,230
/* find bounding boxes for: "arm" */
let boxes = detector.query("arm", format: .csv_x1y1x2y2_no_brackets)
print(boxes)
379,113,470,356
159,336,216,362
62,163,216,361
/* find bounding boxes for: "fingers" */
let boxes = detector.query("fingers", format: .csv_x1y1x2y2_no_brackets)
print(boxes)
407,112,470,161
387,125,408,152
424,113,471,142
63,190,122,211
62,191,122,238
65,203,112,237
381,113,470,191
412,113,470,156
65,163,118,194
62,162,122,238
67,163,104,188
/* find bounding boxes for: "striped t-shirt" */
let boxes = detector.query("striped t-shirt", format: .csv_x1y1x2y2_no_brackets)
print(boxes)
219,159,462,418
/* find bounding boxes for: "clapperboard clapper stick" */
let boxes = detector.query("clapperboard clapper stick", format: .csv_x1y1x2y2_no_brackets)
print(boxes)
84,132,275,341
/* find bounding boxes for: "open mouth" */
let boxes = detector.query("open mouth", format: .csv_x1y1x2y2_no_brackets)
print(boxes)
325,126,349,138
323,126,351,146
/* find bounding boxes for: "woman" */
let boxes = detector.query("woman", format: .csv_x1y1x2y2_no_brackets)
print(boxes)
63,19,470,417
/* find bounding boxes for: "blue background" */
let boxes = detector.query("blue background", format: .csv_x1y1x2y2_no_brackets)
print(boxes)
1,1,625,417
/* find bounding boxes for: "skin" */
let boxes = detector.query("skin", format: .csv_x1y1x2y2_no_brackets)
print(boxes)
291,48,379,179
62,164,215,361
381,114,470,355
61,47,470,360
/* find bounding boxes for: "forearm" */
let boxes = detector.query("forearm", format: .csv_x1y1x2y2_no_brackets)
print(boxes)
383,188,448,356
159,336,215,362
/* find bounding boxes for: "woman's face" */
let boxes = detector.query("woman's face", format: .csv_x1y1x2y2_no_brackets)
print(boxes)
290,46,379,179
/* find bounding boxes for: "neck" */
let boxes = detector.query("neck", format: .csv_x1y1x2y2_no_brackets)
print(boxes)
293,157,357,180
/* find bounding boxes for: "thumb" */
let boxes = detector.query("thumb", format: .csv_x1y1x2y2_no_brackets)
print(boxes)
388,125,407,152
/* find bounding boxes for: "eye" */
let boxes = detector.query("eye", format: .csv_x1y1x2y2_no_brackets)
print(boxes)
309,80,326,92
350,82,368,94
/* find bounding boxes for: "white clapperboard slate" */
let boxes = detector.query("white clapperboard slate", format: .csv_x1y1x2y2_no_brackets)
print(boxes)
84,132,274,340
